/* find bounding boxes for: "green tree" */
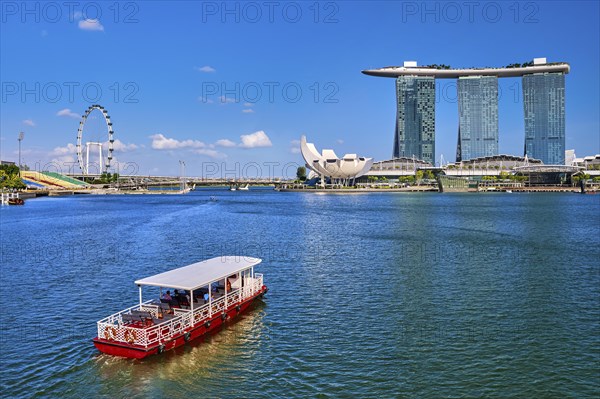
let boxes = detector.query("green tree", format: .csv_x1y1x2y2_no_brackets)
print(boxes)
0,164,20,176
0,164,26,190
415,170,424,184
296,166,307,181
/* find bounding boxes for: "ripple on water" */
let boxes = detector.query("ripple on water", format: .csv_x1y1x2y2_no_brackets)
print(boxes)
0,191,598,398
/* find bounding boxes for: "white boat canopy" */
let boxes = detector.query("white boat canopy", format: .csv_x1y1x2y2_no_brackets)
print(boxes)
135,256,262,291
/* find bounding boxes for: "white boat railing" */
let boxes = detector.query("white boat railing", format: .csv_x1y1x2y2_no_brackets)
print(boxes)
1,192,20,205
97,275,265,348
97,299,156,326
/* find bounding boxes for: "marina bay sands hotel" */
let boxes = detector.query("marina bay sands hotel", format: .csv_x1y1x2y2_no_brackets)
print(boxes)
362,58,569,165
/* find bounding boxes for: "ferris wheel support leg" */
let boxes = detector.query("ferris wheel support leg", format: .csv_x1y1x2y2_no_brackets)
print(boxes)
99,145,103,172
86,143,90,175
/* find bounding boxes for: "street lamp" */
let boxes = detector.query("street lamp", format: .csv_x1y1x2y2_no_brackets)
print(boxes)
179,160,186,191
18,132,24,168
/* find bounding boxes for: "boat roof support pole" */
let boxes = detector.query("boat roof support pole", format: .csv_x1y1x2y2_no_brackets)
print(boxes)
138,285,142,308
190,290,194,312
209,284,212,318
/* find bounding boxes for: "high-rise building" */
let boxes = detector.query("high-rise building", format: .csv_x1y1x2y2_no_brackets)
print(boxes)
363,58,570,165
394,76,435,163
522,72,566,164
456,76,499,161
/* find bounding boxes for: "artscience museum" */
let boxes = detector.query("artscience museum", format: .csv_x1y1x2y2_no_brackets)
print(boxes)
300,136,374,185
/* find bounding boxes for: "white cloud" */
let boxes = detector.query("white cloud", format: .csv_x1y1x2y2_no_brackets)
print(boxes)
51,155,77,165
112,139,138,152
57,108,80,119
193,148,227,159
150,134,206,150
22,119,35,127
243,102,253,107
239,130,272,149
78,19,104,31
290,139,301,154
195,66,216,73
198,96,214,104
242,108,255,114
51,143,78,156
215,139,237,148
219,96,237,104
337,139,344,144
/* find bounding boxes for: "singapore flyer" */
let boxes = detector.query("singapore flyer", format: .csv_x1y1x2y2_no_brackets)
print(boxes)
76,104,114,175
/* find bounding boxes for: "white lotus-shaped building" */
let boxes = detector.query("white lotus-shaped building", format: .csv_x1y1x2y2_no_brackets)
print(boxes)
300,135,374,183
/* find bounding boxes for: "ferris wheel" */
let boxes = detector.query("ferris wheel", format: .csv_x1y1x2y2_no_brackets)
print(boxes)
76,104,114,175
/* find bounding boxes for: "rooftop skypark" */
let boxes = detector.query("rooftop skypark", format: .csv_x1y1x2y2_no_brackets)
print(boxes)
362,58,570,78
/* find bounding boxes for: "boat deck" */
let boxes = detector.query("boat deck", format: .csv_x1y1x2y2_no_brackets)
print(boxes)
95,274,263,349
118,289,230,329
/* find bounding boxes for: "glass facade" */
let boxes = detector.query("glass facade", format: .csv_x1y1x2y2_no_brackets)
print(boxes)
456,76,499,161
523,73,565,164
394,76,435,164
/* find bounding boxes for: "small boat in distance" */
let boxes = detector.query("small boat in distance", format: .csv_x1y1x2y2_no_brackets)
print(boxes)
7,197,24,205
238,184,249,191
93,256,267,359
229,185,237,191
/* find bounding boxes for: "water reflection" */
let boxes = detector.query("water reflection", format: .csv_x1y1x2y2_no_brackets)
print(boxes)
91,301,266,397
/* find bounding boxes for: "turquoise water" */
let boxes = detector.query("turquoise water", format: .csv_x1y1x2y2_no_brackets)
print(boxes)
1,189,599,398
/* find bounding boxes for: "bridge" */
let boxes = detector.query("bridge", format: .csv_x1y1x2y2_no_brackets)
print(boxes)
64,173,288,189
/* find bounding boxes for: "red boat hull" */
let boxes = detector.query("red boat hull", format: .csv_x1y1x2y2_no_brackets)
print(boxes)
93,287,266,359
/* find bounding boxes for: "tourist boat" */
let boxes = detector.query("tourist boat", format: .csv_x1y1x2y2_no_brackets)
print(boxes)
93,256,267,359
238,184,249,191
7,197,24,205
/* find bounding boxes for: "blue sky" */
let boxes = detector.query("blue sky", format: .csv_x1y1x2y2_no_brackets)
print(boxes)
1,1,599,177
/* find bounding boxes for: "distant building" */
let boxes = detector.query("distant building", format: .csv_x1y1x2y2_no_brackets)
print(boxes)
523,72,566,164
393,76,435,164
456,76,499,161
565,149,576,166
0,160,16,166
446,154,542,170
573,154,600,169
300,136,373,185
362,58,570,164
